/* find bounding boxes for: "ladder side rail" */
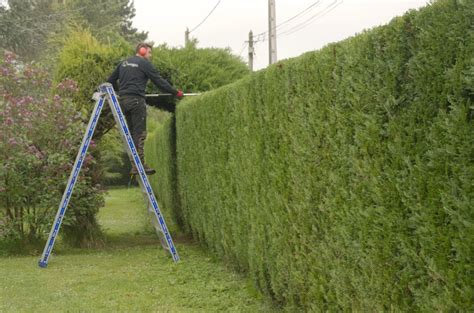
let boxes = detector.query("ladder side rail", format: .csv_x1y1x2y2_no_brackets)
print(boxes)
101,83,180,262
38,95,106,268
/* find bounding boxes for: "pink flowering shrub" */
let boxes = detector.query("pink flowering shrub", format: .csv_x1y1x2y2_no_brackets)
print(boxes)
0,52,104,250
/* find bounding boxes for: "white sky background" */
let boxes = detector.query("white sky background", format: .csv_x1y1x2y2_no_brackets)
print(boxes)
133,0,429,70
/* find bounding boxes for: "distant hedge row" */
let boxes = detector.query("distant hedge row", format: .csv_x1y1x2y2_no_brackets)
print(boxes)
147,1,473,310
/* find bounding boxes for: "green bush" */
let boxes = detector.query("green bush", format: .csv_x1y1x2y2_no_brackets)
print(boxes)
150,43,250,93
152,1,473,310
55,30,130,136
0,52,104,251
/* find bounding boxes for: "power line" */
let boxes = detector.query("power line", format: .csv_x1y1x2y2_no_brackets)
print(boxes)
241,0,344,69
189,0,222,34
251,0,344,43
254,0,322,38
280,0,343,36
279,0,344,37
238,42,248,57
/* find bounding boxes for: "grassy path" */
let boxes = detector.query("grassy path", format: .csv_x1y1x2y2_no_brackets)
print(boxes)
0,188,274,312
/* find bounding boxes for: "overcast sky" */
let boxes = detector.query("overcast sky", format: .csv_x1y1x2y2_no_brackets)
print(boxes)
132,0,429,70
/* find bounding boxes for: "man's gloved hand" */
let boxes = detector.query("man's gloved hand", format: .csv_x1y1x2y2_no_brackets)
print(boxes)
92,92,103,101
176,90,184,99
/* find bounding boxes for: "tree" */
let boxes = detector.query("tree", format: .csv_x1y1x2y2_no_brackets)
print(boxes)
0,0,63,60
0,0,146,60
65,0,147,44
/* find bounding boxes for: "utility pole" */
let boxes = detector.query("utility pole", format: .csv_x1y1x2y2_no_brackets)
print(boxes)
185,28,190,47
248,30,254,71
268,0,277,65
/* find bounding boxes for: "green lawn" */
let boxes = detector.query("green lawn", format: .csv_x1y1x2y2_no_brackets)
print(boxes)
0,188,275,312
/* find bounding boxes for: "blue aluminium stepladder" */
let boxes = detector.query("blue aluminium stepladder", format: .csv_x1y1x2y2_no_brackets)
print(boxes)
38,83,179,268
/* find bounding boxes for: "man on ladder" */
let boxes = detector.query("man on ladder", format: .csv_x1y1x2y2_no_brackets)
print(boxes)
107,42,184,175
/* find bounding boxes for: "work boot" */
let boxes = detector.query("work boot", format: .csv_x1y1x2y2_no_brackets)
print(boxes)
130,133,156,175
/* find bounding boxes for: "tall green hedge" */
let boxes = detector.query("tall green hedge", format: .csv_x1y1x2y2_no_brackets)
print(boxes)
149,1,473,310
145,112,183,228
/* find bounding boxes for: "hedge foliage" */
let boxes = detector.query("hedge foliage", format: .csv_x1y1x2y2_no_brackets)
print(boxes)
55,31,130,137
145,109,183,228
55,32,249,115
151,43,250,93
148,1,473,310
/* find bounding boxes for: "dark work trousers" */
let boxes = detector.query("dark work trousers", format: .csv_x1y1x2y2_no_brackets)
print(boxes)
119,95,147,157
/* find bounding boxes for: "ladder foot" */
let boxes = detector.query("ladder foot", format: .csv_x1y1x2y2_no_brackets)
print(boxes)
38,260,48,268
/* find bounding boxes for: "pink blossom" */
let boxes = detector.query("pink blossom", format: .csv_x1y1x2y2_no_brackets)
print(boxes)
84,154,94,165
4,51,16,64
89,140,97,149
1,66,10,76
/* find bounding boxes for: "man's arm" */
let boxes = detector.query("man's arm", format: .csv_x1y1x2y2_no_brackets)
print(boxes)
107,64,120,91
145,62,178,96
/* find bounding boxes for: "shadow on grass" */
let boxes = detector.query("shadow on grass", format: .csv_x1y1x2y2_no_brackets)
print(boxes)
104,230,195,249
53,230,191,256
0,238,46,257
0,230,195,258
104,232,161,249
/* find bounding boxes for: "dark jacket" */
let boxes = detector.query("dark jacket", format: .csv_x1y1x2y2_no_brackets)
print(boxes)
107,55,177,98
